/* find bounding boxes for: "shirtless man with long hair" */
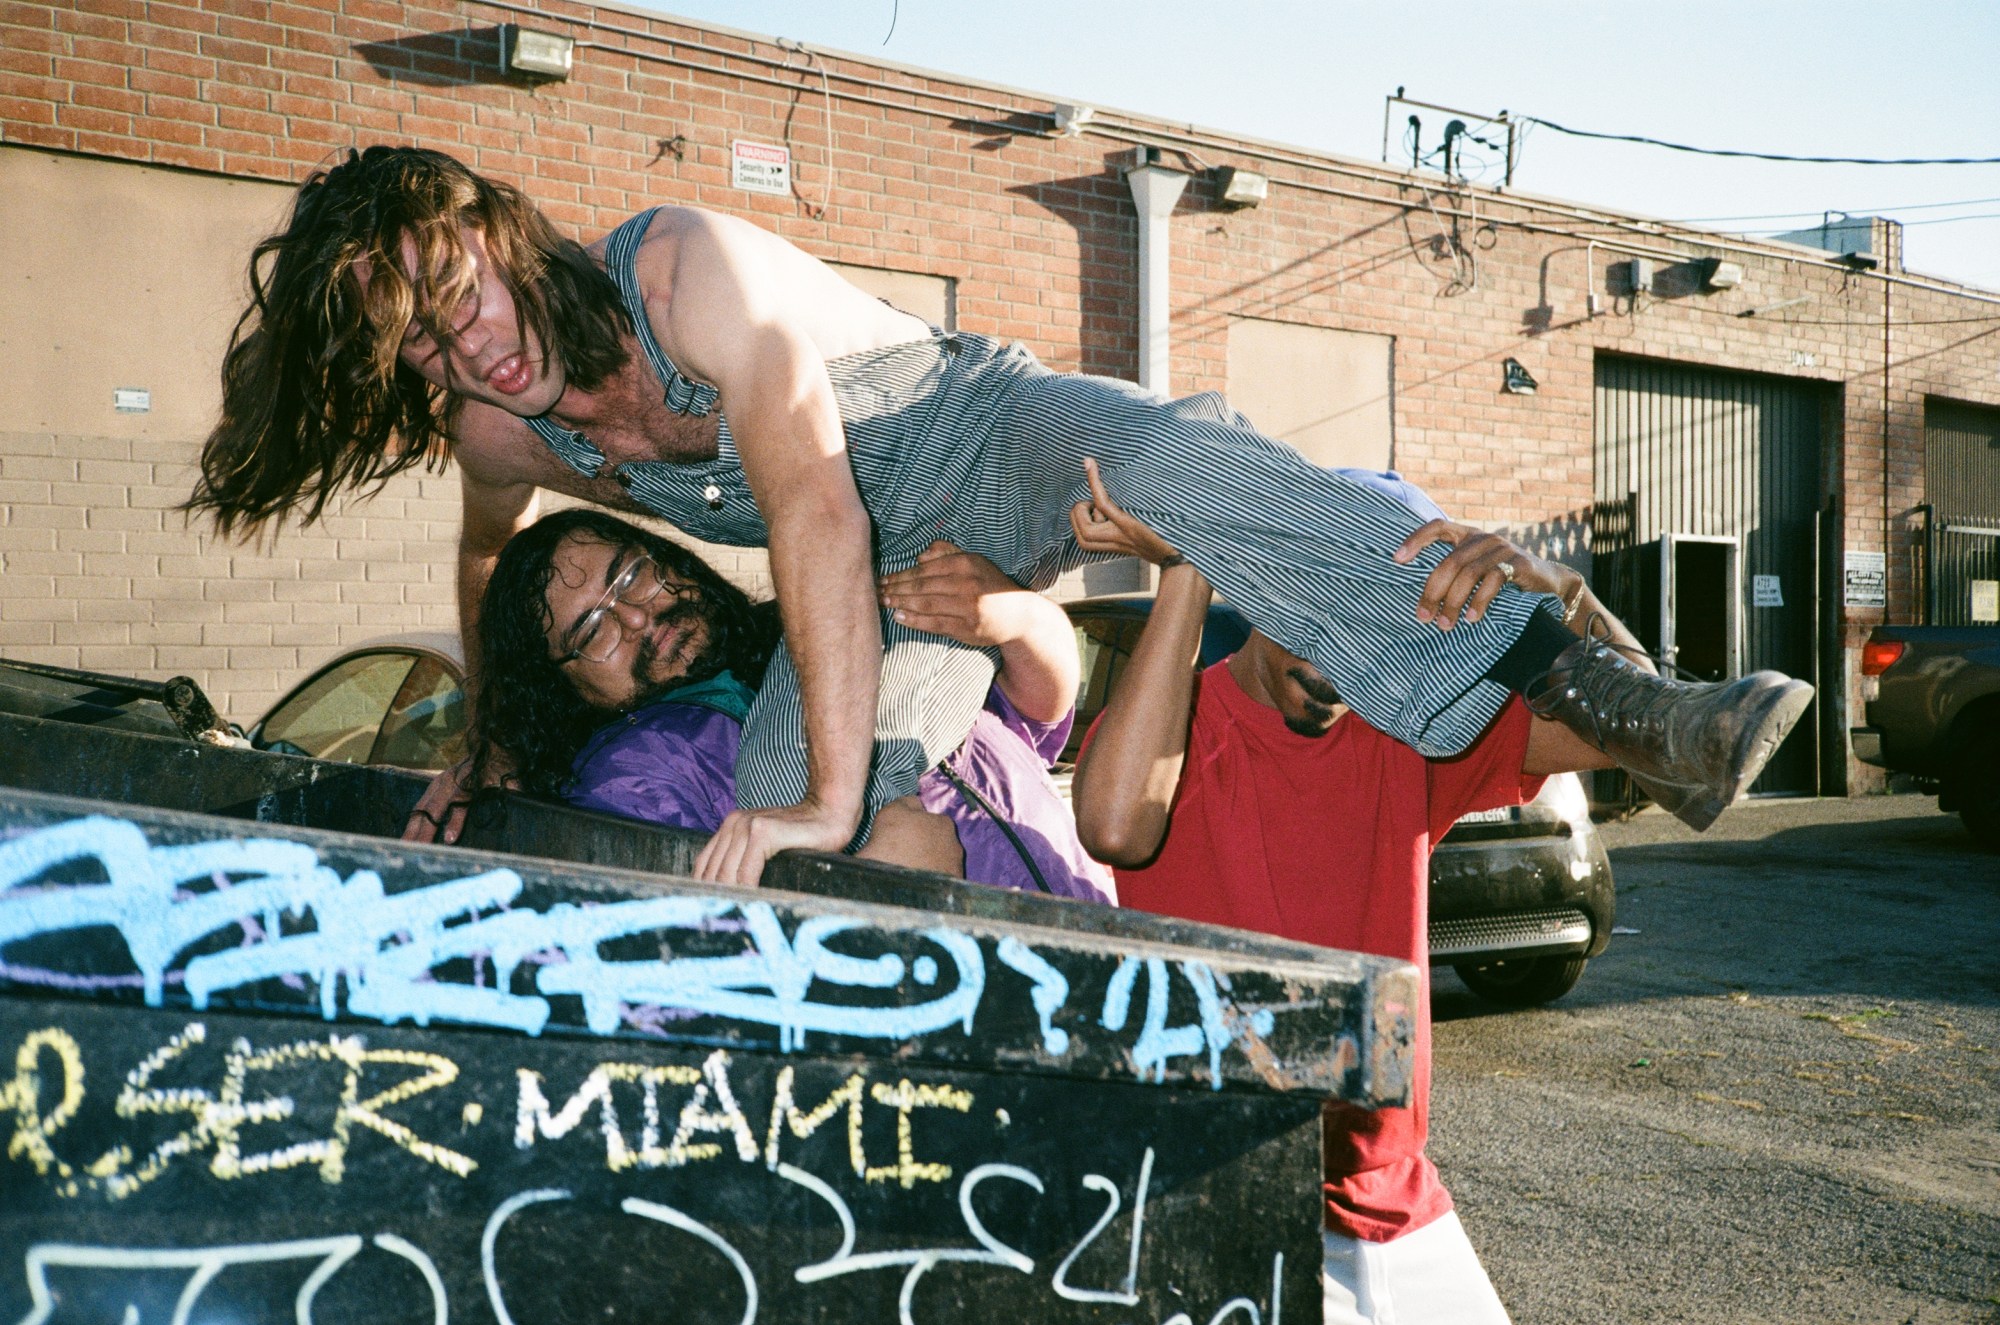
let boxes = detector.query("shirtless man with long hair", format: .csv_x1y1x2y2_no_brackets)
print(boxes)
191,145,1812,884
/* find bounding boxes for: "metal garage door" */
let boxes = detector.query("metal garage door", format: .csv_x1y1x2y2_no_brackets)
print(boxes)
1922,398,2000,625
1592,355,1830,797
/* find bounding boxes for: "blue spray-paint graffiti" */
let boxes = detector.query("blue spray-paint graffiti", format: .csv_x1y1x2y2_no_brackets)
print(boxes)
994,937,1069,1056
1098,957,1274,1086
0,816,1272,1087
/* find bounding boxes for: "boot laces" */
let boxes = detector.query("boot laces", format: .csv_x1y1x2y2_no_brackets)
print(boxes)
1525,613,1680,751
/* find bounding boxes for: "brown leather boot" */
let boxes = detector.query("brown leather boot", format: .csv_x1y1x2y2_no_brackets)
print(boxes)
1528,628,1814,831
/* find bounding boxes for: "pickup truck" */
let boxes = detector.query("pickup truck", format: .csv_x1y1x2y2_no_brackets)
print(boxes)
1851,625,2000,850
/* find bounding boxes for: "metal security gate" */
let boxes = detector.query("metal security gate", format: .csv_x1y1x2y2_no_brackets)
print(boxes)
1592,355,1829,797
1922,398,2000,625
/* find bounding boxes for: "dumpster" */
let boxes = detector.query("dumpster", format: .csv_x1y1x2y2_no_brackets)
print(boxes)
0,709,1416,1323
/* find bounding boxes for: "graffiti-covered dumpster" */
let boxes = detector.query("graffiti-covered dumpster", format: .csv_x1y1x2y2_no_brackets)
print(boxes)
0,711,1415,1324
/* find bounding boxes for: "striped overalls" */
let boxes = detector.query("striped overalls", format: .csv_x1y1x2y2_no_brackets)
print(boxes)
527,209,1562,822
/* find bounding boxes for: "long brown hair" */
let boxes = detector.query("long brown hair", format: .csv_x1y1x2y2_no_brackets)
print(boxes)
188,146,631,534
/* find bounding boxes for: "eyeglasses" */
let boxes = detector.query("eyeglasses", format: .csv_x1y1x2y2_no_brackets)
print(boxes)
556,551,670,664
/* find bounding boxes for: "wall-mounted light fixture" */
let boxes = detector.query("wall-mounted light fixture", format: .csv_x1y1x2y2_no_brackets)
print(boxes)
1697,257,1745,291
1214,166,1269,209
500,24,574,81
1502,358,1538,395
1051,104,1096,138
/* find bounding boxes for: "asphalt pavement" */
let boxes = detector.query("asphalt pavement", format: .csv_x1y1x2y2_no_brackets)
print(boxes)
1429,793,2000,1325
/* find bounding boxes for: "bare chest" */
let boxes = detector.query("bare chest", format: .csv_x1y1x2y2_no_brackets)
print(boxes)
551,353,727,469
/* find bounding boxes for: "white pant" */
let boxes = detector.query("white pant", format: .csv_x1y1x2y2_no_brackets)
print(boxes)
1321,1213,1512,1325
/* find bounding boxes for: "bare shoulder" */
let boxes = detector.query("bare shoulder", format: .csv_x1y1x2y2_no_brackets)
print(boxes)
625,206,780,287
627,207,926,365
451,401,551,488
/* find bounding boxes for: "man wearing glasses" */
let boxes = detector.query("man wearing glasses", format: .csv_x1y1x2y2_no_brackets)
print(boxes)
462,507,1112,901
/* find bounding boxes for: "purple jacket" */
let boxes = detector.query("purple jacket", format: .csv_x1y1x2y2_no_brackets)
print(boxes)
567,685,1115,904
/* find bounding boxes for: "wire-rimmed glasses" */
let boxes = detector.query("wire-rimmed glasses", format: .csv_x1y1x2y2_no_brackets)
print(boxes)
555,550,670,664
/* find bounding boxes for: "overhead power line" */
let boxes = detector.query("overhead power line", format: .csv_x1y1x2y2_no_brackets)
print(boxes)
1672,196,2000,224
1522,116,2000,166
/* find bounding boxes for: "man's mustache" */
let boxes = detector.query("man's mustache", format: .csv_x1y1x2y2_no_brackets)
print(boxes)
1287,666,1340,706
634,595,708,673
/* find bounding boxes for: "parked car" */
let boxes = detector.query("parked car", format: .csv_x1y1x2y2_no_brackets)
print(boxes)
248,633,468,772
0,635,470,776
1064,593,1615,1007
1850,624,2000,851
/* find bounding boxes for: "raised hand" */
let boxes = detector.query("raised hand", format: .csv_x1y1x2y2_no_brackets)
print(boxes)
1067,457,1183,566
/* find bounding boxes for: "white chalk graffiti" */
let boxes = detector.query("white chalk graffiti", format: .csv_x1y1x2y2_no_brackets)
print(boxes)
1051,1146,1153,1305
19,1166,1283,1325
15,1232,446,1325
0,815,1287,1087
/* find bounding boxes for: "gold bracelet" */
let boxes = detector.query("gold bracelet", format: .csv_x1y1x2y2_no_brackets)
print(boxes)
1560,572,1587,624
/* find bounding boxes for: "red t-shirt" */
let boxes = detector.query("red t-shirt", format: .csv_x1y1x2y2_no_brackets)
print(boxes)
1094,661,1543,1243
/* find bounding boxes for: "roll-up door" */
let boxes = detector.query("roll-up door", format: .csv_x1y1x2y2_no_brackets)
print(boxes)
1922,398,2000,625
1593,355,1830,797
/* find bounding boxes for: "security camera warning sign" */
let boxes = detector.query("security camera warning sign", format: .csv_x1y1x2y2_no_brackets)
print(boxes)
732,140,791,196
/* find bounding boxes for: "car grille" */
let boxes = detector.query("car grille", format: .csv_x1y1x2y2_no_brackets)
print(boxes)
1429,908,1593,958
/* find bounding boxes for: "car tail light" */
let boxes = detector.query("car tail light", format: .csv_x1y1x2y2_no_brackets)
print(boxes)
1860,640,1905,676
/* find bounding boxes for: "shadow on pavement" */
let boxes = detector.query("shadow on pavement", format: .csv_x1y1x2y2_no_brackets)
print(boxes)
1436,800,2000,1021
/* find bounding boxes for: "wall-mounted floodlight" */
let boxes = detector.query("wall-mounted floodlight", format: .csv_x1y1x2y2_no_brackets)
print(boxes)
1214,166,1269,209
1697,257,1745,291
1052,104,1096,138
500,24,574,80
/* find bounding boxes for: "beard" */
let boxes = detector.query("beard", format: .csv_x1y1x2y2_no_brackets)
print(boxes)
628,593,725,705
1283,666,1342,738
1283,700,1339,738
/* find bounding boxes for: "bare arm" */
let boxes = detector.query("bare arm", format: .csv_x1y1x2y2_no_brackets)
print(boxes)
1065,459,1207,867
661,213,879,883
401,443,541,844
856,796,966,877
877,542,1079,724
1072,563,1210,866
455,464,543,684
1392,518,1652,776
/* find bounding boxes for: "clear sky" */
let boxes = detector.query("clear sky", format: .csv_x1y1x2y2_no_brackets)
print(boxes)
626,0,2000,290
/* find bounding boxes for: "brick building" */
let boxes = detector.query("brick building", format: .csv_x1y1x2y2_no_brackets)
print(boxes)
3,0,1997,793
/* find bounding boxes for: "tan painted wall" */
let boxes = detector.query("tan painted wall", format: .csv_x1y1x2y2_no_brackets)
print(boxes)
827,262,953,331
0,148,291,438
1225,318,1394,472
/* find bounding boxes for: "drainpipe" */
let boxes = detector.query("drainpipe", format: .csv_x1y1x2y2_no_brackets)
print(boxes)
1125,152,1189,395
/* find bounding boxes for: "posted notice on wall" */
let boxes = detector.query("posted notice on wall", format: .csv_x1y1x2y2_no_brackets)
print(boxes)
1753,574,1783,608
1843,551,1886,609
731,140,791,196
1973,579,1999,623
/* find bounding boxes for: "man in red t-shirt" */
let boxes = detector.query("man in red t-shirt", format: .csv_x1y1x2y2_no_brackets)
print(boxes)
1068,461,1648,1325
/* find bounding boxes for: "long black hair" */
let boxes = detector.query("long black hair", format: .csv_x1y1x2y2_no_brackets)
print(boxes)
470,508,780,798
188,146,632,535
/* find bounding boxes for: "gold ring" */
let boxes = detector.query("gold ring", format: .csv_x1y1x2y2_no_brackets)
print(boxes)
1496,560,1516,583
